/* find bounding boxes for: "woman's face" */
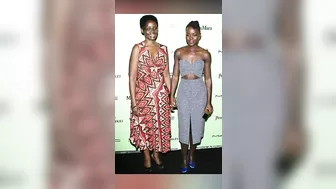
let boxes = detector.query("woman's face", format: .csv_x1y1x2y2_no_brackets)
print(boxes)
186,27,201,46
142,20,158,41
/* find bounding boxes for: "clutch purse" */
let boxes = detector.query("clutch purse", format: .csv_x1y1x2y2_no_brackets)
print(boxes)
277,122,306,175
203,109,212,121
171,106,177,113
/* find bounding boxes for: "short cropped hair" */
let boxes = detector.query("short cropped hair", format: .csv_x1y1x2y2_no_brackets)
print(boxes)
140,15,158,29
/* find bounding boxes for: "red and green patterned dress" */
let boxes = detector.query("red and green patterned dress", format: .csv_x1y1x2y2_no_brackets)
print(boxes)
129,42,171,153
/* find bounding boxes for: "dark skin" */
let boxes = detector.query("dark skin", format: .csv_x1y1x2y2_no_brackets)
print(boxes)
170,26,213,169
278,0,302,125
128,20,171,169
279,0,304,156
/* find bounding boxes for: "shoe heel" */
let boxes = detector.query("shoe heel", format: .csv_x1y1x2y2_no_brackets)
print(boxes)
181,167,188,173
188,162,195,169
157,164,165,170
144,167,152,173
151,153,165,170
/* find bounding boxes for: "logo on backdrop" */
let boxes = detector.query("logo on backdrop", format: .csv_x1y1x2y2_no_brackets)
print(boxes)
212,134,222,138
218,73,222,79
126,96,131,100
215,95,222,98
170,116,175,120
36,99,49,114
324,28,336,45
115,74,121,78
170,137,179,141
0,101,9,116
218,50,222,54
115,139,121,142
215,116,222,120
316,161,336,175
115,96,118,100
201,25,212,31
115,117,123,123
317,94,336,107
0,32,18,46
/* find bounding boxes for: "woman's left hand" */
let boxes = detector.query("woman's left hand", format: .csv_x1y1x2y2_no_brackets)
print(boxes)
205,103,213,114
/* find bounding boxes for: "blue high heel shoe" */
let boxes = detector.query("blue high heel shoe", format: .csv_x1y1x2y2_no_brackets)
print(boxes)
188,162,195,169
181,159,188,173
181,167,188,173
188,153,195,169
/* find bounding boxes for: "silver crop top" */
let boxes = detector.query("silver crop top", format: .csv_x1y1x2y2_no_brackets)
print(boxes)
179,59,204,78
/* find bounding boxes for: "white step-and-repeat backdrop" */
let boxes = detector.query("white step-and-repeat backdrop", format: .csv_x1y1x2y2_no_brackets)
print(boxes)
115,14,222,152
0,0,47,189
283,0,336,188
1,2,336,188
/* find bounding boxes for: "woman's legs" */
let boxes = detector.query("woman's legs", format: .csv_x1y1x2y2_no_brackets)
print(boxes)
152,151,165,170
143,149,151,169
189,124,196,165
180,142,188,170
152,151,162,165
181,122,197,172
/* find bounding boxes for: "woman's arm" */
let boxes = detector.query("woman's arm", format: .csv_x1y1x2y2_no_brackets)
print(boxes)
163,46,171,93
129,44,140,108
203,50,212,106
280,0,303,124
170,49,181,99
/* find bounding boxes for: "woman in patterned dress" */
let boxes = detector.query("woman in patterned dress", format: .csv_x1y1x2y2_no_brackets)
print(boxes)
128,15,171,173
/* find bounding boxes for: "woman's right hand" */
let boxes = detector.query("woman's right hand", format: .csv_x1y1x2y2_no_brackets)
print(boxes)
131,105,139,116
170,97,177,109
